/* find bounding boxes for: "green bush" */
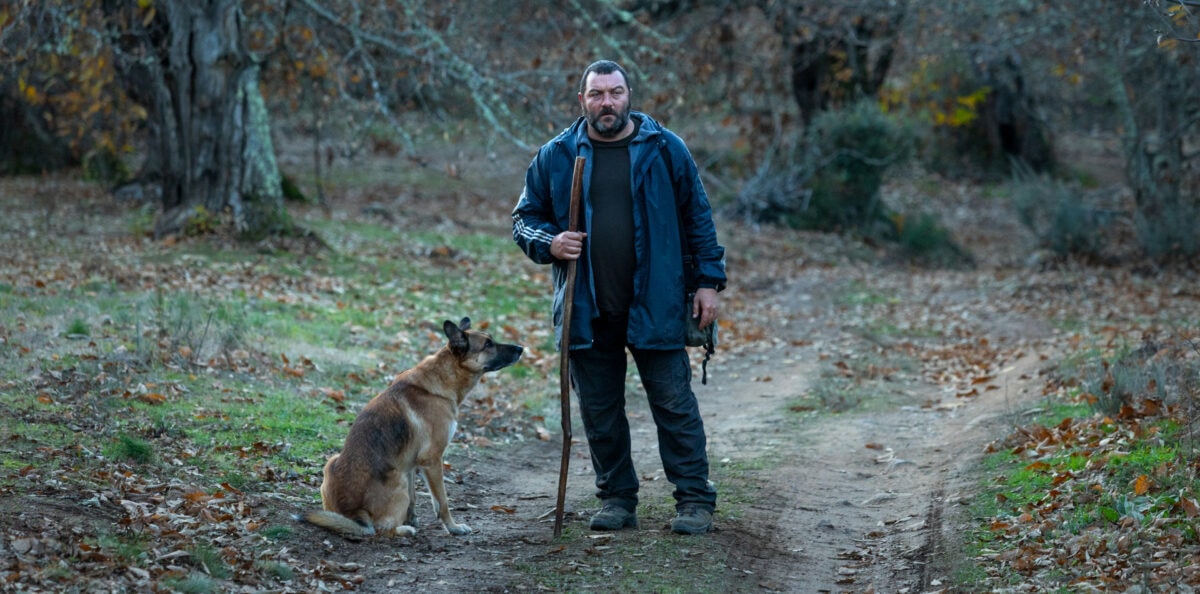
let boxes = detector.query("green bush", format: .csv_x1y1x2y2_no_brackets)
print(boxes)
183,205,220,237
732,101,914,232
1136,205,1200,261
1064,338,1197,417
1011,169,1110,260
280,175,308,203
894,211,974,268
799,100,915,232
82,146,131,185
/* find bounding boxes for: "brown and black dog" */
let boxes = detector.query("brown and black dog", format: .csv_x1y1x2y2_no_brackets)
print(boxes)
297,318,523,539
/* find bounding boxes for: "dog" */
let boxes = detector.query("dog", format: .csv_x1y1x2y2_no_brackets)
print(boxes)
297,318,523,539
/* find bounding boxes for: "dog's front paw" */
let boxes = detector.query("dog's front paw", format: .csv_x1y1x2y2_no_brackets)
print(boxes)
390,525,418,537
445,522,472,535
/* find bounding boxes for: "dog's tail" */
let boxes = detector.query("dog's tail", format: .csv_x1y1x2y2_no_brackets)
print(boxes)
294,510,376,540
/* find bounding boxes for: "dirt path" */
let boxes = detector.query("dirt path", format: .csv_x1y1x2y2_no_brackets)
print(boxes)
277,260,1059,593
680,265,1056,593
712,349,1046,592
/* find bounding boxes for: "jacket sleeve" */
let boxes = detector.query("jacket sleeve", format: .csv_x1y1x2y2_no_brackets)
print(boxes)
512,149,559,265
667,132,727,292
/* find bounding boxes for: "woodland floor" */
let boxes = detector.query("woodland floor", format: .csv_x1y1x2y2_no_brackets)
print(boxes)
3,141,1199,593
257,181,1068,593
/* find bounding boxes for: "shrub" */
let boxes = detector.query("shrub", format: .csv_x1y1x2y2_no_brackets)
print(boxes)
734,101,915,232
1136,205,1200,261
82,146,131,185
729,138,812,226
800,100,915,233
280,174,308,203
1068,337,1199,417
183,205,220,237
893,211,974,268
1011,168,1112,260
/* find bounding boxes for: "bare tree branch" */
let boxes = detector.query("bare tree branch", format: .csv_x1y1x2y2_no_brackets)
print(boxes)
293,0,536,151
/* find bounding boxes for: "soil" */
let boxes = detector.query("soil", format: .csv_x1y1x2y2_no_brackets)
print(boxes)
270,249,1060,590
1,152,1141,593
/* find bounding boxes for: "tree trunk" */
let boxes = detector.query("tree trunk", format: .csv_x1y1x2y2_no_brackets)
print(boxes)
1112,55,1196,259
106,0,283,239
769,1,908,125
974,53,1055,175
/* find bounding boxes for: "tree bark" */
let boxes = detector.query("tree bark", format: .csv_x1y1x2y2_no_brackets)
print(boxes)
1112,56,1194,259
767,0,908,125
106,0,283,239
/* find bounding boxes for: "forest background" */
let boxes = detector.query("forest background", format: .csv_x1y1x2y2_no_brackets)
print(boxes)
1,1,1199,592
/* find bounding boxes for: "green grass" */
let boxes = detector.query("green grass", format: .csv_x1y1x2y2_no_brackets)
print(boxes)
711,457,770,518
106,433,155,464
260,525,294,541
256,560,295,581
164,574,217,594
0,213,555,511
65,317,90,336
836,283,896,307
1028,400,1093,426
189,543,232,579
93,533,149,564
953,401,1086,587
791,346,920,414
953,371,1200,591
0,222,557,587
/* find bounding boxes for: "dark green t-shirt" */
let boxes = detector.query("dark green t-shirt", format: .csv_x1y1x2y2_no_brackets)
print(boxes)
589,128,637,314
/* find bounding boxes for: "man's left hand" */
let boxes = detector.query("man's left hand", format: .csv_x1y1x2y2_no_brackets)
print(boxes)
691,288,719,330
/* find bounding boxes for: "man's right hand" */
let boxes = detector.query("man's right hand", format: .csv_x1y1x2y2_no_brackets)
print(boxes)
550,231,587,260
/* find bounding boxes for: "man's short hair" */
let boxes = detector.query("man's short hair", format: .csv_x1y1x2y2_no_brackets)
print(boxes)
579,60,630,95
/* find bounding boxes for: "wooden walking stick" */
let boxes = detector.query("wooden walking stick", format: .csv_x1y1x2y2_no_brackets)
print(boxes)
554,155,585,537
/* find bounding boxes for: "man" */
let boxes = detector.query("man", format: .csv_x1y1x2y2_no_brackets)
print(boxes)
512,60,726,535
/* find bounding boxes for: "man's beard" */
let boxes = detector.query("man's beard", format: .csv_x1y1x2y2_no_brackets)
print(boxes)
586,105,630,138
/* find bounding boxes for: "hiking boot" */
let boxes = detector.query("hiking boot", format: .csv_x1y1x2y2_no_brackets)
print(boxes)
589,504,637,531
670,504,713,535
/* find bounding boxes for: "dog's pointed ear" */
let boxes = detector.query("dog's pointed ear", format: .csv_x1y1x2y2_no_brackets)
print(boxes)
444,319,469,354
458,317,471,331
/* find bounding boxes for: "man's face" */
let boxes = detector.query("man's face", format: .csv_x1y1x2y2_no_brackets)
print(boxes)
580,71,631,139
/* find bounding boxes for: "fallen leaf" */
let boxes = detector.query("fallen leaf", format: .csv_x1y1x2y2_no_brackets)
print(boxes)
1133,474,1151,496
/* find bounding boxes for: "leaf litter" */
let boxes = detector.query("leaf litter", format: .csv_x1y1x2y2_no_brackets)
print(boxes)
1,171,1199,591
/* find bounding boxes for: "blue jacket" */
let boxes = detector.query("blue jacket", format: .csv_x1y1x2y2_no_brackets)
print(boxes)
512,112,727,351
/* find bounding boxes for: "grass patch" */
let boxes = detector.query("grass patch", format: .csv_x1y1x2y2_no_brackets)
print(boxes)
524,515,736,593
260,525,294,541
65,317,90,337
0,202,557,521
256,560,296,581
189,543,232,580
836,282,895,308
93,533,149,564
106,433,155,464
164,574,217,594
954,333,1200,590
794,346,920,414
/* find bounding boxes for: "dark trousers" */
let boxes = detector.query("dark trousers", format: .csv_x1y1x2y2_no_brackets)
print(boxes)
569,315,716,512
